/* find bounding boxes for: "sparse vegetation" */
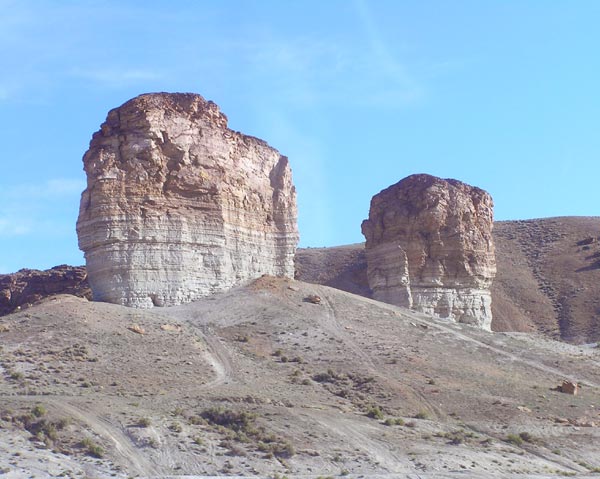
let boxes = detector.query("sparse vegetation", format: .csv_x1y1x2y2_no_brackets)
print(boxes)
518,431,536,443
172,407,185,417
434,429,476,445
192,435,204,446
415,410,430,420
199,406,295,458
137,417,152,427
11,409,71,449
201,407,256,432
31,404,47,418
366,406,384,420
506,434,524,446
169,422,183,433
79,437,104,458
384,417,405,426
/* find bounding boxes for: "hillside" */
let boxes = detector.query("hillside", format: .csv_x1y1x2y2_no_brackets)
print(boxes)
1,276,599,477
296,217,600,344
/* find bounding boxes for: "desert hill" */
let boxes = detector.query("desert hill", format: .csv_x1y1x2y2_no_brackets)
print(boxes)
296,216,600,344
1,276,599,477
2,217,600,345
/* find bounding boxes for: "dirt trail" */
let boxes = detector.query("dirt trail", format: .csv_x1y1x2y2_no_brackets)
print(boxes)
331,288,600,389
291,407,412,473
321,296,378,371
195,325,234,389
43,396,158,476
320,292,461,419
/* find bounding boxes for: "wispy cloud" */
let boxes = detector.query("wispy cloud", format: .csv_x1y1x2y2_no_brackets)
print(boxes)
229,7,424,111
352,0,424,107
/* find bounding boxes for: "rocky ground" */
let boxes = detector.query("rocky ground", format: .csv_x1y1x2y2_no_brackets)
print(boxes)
1,276,599,478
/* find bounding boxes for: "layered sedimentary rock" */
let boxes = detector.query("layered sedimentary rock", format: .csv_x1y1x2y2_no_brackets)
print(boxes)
0,265,90,316
361,174,496,329
77,93,298,307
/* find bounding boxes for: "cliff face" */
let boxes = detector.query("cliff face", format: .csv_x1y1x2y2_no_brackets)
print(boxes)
361,174,496,329
77,93,298,307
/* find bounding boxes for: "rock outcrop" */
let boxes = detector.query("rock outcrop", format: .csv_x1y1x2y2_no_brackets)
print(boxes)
361,174,496,329
0,265,91,316
77,93,298,307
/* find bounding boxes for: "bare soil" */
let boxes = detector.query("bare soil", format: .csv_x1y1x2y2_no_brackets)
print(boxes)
1,277,599,477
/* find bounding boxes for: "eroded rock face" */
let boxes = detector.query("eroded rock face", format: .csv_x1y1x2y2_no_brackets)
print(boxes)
0,266,91,316
77,93,298,307
361,174,496,329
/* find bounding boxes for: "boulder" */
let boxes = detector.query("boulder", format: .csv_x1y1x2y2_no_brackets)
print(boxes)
361,174,496,329
558,380,579,395
77,93,298,307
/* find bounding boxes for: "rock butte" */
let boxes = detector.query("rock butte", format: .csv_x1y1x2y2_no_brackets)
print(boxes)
361,174,496,329
77,93,298,308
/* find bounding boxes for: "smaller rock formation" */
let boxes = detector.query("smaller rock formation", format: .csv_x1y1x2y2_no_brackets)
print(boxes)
361,174,496,329
0,265,91,316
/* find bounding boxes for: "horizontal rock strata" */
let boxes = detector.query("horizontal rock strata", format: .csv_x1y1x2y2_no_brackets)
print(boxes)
77,93,298,307
361,174,496,329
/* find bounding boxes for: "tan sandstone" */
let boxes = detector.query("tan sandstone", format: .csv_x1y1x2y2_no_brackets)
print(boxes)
361,174,496,329
77,93,298,307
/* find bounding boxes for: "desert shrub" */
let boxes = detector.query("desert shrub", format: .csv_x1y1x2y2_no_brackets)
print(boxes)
313,369,345,384
172,406,185,417
201,407,256,432
31,405,46,417
79,437,104,458
384,417,405,426
415,410,429,420
169,422,183,433
435,429,476,445
188,415,206,425
366,406,384,420
137,417,152,427
519,431,535,443
258,440,295,458
201,406,295,458
506,434,524,446
312,372,333,383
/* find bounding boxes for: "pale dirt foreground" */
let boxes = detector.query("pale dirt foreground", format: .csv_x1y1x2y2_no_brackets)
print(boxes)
0,277,599,478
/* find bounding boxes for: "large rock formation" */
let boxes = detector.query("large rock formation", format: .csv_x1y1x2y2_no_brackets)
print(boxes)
77,93,298,307
0,265,91,316
361,174,496,329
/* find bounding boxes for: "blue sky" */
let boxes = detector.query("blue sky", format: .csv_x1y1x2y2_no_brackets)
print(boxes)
1,0,599,273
